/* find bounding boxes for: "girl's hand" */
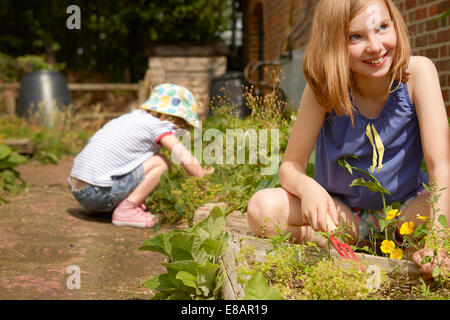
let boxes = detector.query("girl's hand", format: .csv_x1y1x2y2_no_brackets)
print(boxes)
411,248,450,280
300,183,339,233
203,165,215,175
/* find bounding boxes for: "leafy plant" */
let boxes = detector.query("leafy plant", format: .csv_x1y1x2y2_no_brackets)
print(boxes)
338,155,450,283
139,206,229,300
0,112,93,164
243,272,283,300
409,181,449,284
0,143,28,203
0,52,63,82
337,155,406,258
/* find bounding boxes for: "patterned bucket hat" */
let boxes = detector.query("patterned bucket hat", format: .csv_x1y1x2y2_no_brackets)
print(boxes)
140,83,200,127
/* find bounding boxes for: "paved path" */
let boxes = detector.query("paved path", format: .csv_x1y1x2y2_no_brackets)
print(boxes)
0,156,172,299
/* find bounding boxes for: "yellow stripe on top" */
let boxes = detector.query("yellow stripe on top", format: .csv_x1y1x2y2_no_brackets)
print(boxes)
371,125,384,172
365,124,385,173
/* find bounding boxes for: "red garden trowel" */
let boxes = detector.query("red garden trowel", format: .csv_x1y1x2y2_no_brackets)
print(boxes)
326,214,365,272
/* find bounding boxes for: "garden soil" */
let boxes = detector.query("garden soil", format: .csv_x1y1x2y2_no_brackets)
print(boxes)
0,155,180,300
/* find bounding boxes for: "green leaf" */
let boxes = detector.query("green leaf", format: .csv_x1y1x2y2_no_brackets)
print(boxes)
176,271,198,289
421,255,432,265
163,260,199,277
437,215,448,228
171,247,194,261
413,223,429,238
150,292,171,300
337,155,361,175
432,266,441,278
143,273,176,292
138,233,172,257
191,235,210,264
169,232,194,261
166,291,194,300
3,153,28,166
213,273,225,300
337,158,353,175
243,272,284,300
163,261,199,291
379,218,386,232
189,206,226,240
349,177,391,195
0,144,12,161
196,262,220,297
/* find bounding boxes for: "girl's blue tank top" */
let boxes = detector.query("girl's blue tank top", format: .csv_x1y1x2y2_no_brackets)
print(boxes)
314,81,428,210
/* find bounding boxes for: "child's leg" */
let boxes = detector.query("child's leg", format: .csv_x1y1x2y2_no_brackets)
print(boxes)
247,187,359,247
395,190,430,231
126,154,170,205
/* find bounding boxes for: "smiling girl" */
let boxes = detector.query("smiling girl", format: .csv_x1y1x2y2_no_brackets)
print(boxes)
247,0,449,279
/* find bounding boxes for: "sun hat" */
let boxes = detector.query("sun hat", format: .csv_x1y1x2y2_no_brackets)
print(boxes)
140,83,200,127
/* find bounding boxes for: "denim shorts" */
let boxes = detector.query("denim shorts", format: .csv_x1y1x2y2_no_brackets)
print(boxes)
351,189,427,247
68,165,145,213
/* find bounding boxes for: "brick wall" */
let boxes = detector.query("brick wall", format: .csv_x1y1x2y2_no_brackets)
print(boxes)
243,0,450,114
394,0,450,113
243,0,310,64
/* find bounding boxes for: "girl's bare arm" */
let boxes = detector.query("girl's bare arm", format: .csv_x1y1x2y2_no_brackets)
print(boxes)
280,83,340,229
159,134,205,178
412,56,450,227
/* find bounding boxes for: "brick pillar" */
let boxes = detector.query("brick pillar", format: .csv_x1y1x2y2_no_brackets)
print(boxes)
143,44,228,120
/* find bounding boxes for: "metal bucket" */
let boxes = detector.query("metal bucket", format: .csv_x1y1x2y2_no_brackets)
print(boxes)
210,71,251,118
18,70,72,127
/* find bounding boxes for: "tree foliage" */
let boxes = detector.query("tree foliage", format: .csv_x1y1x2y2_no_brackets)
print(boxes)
0,0,230,82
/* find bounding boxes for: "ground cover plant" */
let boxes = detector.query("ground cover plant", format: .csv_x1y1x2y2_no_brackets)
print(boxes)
0,143,27,203
0,107,93,203
337,155,449,283
139,206,228,300
0,110,93,164
237,227,449,300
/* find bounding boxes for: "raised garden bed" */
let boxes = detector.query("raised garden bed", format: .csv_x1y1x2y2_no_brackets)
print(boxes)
220,233,429,300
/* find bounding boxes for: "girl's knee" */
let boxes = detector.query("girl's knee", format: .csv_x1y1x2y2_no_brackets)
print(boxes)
247,189,283,223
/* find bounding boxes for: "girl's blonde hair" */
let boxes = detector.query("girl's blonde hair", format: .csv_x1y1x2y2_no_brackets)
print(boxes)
302,0,411,121
147,110,191,130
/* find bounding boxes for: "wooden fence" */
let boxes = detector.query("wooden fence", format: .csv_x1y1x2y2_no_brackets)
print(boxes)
0,82,148,119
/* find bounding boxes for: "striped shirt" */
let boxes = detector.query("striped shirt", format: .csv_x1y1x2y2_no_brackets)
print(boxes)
70,109,176,187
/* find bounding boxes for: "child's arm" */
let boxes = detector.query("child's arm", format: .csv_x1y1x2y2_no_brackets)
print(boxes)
158,134,205,178
412,56,450,229
410,56,450,278
279,83,340,231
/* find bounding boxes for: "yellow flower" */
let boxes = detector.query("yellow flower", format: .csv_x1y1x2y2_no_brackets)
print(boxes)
390,248,403,260
416,214,429,221
380,240,395,254
386,209,400,221
400,221,414,235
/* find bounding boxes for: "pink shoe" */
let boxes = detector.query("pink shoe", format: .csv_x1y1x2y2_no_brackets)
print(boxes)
112,199,159,228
